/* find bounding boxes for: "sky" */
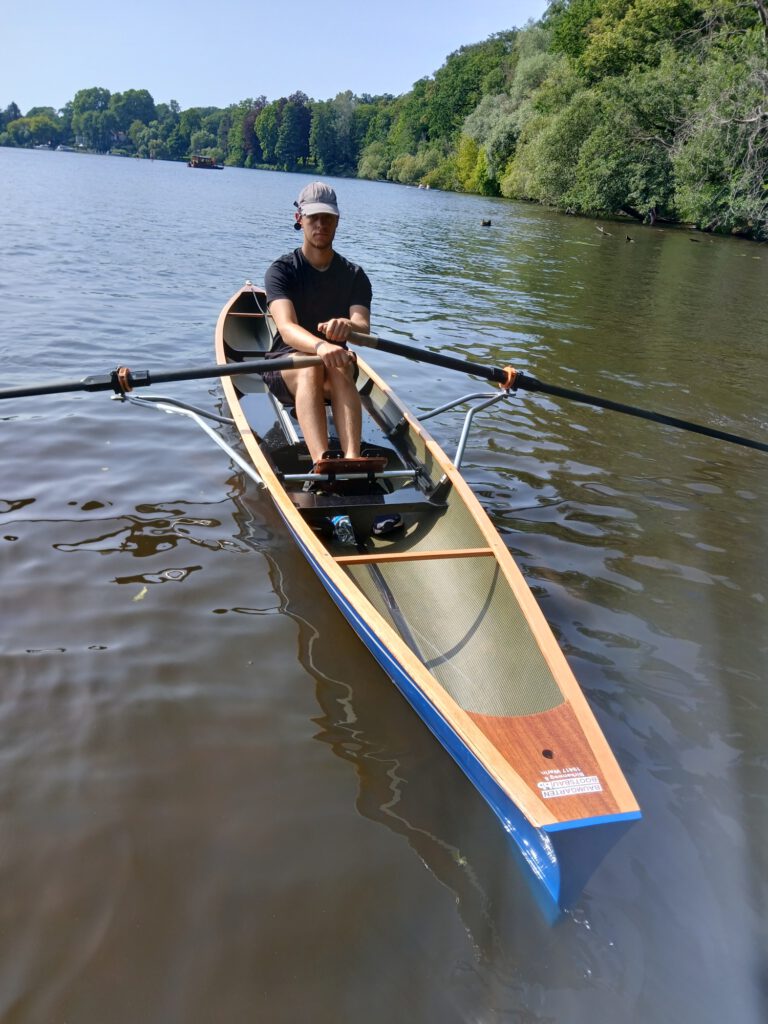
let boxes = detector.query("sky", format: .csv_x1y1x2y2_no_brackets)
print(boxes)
2,0,548,114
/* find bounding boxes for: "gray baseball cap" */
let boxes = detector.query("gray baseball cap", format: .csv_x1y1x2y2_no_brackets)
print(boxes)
295,182,340,217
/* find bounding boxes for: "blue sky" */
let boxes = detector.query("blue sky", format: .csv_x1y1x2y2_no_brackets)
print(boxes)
2,0,548,114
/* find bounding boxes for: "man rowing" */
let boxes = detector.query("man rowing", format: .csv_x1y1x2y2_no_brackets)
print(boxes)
263,182,375,471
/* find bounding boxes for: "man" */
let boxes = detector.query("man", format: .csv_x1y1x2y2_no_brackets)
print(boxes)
263,182,373,469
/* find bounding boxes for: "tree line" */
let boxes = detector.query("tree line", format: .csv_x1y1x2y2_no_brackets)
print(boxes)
2,1,766,240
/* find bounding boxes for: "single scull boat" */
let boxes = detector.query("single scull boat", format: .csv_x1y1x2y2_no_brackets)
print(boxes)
214,284,641,911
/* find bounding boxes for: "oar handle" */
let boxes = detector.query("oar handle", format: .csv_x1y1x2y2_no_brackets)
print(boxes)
348,330,513,387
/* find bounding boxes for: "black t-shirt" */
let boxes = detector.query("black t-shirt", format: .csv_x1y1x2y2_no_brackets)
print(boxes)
264,248,372,356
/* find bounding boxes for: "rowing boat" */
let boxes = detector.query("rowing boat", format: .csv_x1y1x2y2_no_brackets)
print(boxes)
214,284,641,911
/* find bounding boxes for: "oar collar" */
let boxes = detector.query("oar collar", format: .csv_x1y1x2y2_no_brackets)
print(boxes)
498,366,522,390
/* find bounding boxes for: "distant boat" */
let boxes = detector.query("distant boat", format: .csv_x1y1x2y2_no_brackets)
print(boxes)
187,154,223,169
56,145,77,152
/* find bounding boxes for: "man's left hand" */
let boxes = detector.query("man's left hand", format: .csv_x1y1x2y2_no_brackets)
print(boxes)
317,318,352,342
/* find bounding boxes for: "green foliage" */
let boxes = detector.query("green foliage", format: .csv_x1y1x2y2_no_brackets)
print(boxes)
567,50,698,217
72,87,110,116
422,152,460,190
455,134,498,194
275,95,311,170
357,140,391,180
463,94,519,179
425,32,517,140
255,100,284,164
548,0,604,59
576,0,703,82
387,145,441,184
309,92,371,175
461,39,567,185
502,88,605,202
387,80,431,152
25,106,59,120
130,120,170,160
673,51,768,238
225,98,266,166
109,89,156,132
1,102,22,130
5,113,62,147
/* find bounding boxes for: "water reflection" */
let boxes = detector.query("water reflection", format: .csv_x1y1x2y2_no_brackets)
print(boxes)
52,505,226,557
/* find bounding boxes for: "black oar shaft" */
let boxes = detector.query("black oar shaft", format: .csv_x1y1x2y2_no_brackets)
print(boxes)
518,376,768,453
349,330,767,455
0,355,320,401
349,331,509,385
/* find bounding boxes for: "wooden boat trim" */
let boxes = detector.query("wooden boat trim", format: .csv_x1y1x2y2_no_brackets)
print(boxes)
334,546,495,565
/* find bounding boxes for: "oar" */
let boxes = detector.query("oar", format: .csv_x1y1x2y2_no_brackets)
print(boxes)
0,354,321,402
348,331,768,454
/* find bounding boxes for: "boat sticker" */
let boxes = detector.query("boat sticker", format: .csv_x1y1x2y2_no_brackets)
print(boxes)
537,767,603,799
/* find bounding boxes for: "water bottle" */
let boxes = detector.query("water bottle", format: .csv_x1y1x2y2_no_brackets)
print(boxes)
330,514,356,546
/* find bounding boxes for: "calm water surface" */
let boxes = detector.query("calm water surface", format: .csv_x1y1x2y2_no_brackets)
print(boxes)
1,148,767,1023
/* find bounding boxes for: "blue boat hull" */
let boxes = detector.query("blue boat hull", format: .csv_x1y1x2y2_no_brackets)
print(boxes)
284,514,639,914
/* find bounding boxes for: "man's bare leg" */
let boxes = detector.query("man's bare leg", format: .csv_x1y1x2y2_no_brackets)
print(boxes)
280,363,363,464
327,365,361,458
282,365,329,464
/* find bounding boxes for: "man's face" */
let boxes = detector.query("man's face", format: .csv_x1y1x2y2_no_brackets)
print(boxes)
300,212,338,249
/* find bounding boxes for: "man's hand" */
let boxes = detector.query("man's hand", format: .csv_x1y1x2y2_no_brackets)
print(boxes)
317,317,352,342
314,336,354,367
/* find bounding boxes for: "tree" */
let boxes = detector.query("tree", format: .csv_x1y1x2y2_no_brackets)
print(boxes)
189,128,217,154
1,102,22,130
275,93,311,170
309,100,340,172
130,120,169,160
71,87,110,117
357,140,391,179
309,92,371,174
71,87,113,149
255,98,286,164
501,87,604,202
566,49,697,219
76,108,117,150
548,0,604,60
673,52,768,237
109,89,156,132
25,106,58,120
426,32,517,140
225,98,266,166
387,79,431,152
6,114,62,147
387,145,441,184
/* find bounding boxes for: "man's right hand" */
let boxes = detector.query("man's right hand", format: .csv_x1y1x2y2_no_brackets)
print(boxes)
315,339,354,368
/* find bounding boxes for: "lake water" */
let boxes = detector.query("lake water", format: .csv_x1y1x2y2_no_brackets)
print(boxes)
1,147,766,1023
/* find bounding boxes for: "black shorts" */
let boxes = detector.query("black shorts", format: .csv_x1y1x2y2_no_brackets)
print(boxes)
261,368,295,406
